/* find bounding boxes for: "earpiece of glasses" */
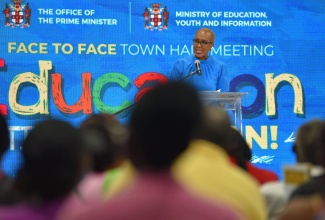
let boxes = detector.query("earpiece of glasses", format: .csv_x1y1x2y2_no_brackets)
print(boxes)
193,39,213,46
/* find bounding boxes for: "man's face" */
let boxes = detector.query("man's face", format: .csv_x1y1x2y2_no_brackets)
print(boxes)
193,30,214,60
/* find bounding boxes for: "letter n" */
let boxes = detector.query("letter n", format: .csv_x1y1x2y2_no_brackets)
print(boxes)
265,73,304,116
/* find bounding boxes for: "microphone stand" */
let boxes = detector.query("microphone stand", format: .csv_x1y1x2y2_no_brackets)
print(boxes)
179,70,199,81
113,70,200,116
113,103,135,116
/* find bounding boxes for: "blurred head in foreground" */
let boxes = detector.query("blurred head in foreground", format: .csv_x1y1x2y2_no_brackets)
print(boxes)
294,119,325,166
0,114,9,161
195,106,232,149
79,113,128,173
15,119,83,203
128,81,202,171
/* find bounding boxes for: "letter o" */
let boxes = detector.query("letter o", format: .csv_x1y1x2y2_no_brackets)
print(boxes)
212,12,218,17
230,74,265,118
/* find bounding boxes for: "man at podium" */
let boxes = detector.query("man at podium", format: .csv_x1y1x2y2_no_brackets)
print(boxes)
170,28,229,92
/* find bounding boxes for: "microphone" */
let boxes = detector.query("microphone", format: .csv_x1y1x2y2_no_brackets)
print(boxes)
194,60,202,76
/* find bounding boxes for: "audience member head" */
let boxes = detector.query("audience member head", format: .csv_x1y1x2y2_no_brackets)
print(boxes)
294,119,325,166
128,81,202,170
225,127,252,170
278,194,324,220
195,106,232,148
0,115,12,205
15,119,83,203
79,113,128,173
0,115,9,160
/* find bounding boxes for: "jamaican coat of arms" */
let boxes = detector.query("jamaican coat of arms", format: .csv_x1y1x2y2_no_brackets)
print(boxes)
143,4,168,31
3,0,31,28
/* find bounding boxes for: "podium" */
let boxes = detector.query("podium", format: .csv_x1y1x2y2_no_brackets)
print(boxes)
198,92,247,133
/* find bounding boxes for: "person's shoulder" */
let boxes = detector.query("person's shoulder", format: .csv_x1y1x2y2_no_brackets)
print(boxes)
215,58,226,65
175,55,194,63
290,177,325,200
247,163,279,183
260,181,286,196
205,56,226,66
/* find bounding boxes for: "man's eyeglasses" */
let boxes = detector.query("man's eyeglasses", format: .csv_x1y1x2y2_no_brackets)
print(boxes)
193,39,213,46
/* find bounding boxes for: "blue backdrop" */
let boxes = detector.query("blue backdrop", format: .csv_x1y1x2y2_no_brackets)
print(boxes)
1,0,325,179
